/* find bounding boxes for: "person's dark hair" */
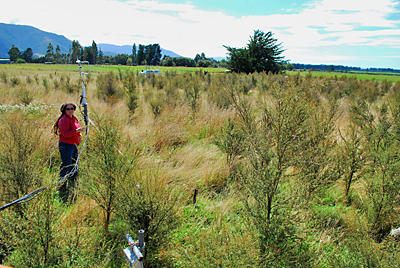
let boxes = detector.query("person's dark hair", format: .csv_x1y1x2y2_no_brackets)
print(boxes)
53,102,77,134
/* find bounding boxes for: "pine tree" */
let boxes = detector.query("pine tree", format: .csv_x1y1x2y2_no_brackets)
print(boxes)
224,30,284,74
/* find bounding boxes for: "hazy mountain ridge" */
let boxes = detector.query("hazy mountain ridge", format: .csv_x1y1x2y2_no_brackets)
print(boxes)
0,23,181,59
97,43,181,58
0,23,71,58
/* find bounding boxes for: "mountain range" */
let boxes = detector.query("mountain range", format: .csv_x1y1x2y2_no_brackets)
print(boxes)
0,22,182,59
96,43,181,58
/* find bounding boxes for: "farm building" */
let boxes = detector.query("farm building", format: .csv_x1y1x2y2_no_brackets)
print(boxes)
0,58,11,64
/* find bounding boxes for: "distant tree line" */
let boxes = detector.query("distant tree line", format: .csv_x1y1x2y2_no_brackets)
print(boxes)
7,42,93,64
160,52,227,68
6,41,228,68
292,64,400,73
365,67,400,73
8,45,39,64
6,35,400,73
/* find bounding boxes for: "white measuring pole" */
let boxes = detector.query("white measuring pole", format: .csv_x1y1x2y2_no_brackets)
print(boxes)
77,59,89,127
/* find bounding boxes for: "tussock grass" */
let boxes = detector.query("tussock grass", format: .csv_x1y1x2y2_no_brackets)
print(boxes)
165,141,228,190
162,194,260,267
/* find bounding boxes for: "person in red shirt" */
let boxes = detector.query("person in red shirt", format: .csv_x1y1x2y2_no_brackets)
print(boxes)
53,102,86,202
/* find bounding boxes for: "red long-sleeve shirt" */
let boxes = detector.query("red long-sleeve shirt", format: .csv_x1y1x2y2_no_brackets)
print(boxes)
58,114,82,145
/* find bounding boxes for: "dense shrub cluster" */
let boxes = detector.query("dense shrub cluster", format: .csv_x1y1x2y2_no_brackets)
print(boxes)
0,66,400,267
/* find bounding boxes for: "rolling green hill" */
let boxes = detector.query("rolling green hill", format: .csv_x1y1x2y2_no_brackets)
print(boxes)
0,23,72,58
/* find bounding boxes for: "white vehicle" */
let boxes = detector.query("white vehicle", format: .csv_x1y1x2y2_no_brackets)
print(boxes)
139,69,160,75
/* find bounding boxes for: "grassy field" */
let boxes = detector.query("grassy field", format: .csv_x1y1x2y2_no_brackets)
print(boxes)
0,63,228,75
1,65,400,267
3,63,399,82
287,69,400,82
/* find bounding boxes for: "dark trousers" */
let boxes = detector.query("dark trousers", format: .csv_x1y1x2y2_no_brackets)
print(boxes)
58,141,78,202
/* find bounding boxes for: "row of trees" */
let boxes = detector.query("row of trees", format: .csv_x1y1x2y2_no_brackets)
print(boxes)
69,40,98,64
292,64,400,73
109,44,223,67
135,44,161,65
6,41,224,67
7,43,84,64
160,56,226,68
7,29,285,71
8,43,79,64
8,46,34,63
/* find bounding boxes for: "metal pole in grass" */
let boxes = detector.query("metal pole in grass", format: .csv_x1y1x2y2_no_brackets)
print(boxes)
124,230,145,268
138,230,145,248
77,59,89,128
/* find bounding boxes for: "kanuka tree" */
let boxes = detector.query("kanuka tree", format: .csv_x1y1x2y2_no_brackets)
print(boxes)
224,30,285,74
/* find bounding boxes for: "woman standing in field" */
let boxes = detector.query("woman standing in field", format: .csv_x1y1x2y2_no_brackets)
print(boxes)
53,102,86,202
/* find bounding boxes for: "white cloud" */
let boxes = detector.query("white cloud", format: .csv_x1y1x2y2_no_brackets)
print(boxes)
271,0,400,47
0,0,399,66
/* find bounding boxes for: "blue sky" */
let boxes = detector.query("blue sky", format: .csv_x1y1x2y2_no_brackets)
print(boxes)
1,0,399,68
121,0,313,17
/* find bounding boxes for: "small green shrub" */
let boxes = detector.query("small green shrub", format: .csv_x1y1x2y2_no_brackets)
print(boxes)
62,76,79,93
149,73,157,88
117,68,123,81
15,58,26,64
155,75,165,89
81,113,134,234
380,79,391,95
0,71,7,84
96,71,122,103
0,114,42,217
117,170,180,267
123,71,139,115
42,76,49,92
149,91,166,117
127,94,139,115
392,81,400,96
16,86,35,105
34,74,39,84
10,76,20,87
53,78,60,89
208,86,232,109
0,190,114,267
164,84,180,107
0,190,62,267
184,81,201,119
214,118,245,168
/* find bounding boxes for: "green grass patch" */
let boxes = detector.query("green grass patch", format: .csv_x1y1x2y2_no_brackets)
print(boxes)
0,64,228,75
287,70,400,82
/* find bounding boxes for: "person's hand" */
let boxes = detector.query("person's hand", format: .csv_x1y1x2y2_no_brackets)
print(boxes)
76,127,86,132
